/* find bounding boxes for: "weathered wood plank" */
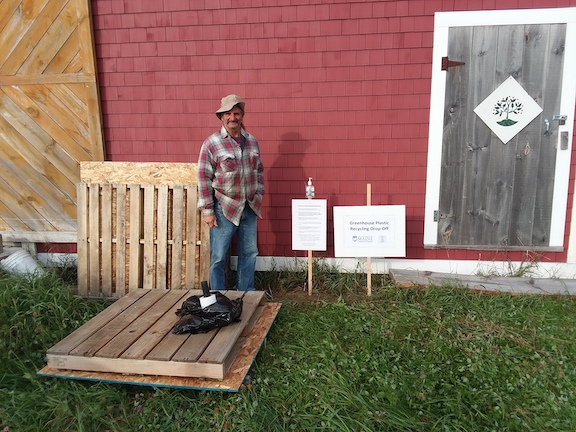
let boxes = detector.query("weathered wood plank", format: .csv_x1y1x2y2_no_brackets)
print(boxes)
480,25,523,246
465,25,498,246
0,231,76,242
64,52,82,74
47,289,149,355
142,185,155,288
69,290,168,357
19,84,91,149
513,24,564,246
146,328,192,362
0,173,52,231
77,183,89,296
199,291,265,365
0,0,21,37
0,204,32,232
101,184,113,294
128,185,142,291
88,184,100,296
1,84,92,163
144,289,208,362
45,83,87,125
0,0,68,75
170,186,184,289
241,305,265,337
96,290,184,359
120,290,192,360
437,26,472,246
0,73,90,85
199,199,210,285
0,101,77,228
18,0,77,75
75,0,97,76
44,32,80,74
115,184,127,296
186,186,198,289
0,0,52,68
156,185,169,289
171,329,219,363
46,355,227,380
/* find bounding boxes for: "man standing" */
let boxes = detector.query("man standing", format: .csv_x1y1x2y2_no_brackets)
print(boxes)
197,95,264,291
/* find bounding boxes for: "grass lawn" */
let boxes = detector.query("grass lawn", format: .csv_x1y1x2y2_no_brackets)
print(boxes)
1,267,576,431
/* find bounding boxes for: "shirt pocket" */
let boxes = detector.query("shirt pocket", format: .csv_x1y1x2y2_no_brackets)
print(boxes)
217,152,238,173
248,152,260,171
216,152,239,196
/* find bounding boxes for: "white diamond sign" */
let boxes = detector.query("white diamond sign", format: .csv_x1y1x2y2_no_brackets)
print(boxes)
473,76,543,144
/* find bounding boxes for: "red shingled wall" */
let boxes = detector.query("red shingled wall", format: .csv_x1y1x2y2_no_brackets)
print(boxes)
88,0,576,262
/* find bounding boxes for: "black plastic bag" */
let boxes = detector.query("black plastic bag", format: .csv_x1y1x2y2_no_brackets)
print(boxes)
172,282,243,335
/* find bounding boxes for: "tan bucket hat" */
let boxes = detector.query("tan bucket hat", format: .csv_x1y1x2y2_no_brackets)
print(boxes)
215,94,245,118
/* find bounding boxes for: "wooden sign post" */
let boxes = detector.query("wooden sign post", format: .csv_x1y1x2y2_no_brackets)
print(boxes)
366,184,372,296
306,178,315,296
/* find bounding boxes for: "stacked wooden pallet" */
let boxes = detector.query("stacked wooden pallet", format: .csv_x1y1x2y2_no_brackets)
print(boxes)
77,162,210,298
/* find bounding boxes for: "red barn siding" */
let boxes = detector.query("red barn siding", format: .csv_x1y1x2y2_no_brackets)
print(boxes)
90,0,576,264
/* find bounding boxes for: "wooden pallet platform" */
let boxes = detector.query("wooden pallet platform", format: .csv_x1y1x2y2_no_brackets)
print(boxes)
41,289,280,385
39,301,280,392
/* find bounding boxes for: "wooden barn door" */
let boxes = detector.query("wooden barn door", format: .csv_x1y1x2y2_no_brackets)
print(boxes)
436,23,565,249
424,8,576,252
0,0,104,243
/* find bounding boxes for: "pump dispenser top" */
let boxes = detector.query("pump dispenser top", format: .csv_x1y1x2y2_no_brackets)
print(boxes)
305,177,315,198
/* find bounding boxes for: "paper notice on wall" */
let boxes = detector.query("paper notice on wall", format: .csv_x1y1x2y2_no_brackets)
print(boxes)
291,199,327,251
333,205,406,257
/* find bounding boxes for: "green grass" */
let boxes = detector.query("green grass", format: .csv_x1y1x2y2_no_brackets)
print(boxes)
1,268,576,431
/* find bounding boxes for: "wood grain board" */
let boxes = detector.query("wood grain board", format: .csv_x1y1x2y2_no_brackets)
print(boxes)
45,289,277,382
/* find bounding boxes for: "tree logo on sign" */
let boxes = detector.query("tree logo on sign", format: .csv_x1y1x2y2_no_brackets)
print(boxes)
493,96,524,126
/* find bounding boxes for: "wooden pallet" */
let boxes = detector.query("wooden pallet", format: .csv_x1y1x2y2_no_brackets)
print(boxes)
43,289,279,384
77,161,210,299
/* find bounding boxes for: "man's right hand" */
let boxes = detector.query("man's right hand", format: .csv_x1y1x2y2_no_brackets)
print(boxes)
203,214,217,228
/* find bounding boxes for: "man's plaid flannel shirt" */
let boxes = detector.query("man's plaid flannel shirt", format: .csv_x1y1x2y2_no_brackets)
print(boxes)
197,126,264,226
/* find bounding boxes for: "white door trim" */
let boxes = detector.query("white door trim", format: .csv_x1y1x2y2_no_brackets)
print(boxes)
424,7,576,254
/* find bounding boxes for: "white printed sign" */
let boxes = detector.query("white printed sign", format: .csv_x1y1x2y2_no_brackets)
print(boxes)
292,199,327,251
333,205,406,257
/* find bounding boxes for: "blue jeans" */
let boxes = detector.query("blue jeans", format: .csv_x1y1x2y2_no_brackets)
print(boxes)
210,202,258,291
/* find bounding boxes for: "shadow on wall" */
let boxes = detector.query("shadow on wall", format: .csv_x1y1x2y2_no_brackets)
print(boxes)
268,132,311,257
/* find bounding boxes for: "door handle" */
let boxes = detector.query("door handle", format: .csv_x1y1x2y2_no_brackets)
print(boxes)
545,115,568,136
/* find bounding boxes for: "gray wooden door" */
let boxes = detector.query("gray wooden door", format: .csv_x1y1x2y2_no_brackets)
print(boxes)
437,24,565,249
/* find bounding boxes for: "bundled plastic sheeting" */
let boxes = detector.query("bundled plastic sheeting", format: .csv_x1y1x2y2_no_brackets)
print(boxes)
172,289,243,335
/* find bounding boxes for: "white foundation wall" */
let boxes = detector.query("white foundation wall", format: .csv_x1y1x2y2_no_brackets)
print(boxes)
37,253,576,280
